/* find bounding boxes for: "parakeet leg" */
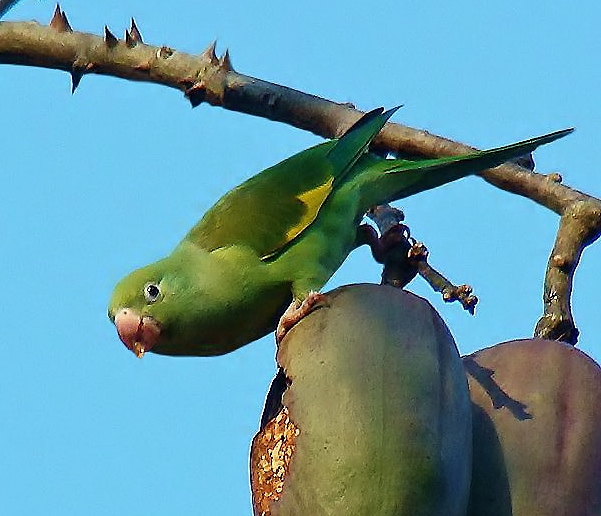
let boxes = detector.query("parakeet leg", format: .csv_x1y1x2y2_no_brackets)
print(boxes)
276,291,327,343
356,224,385,261
356,223,412,264
357,223,419,288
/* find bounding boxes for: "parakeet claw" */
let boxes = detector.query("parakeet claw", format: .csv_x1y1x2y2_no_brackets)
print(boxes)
276,291,327,343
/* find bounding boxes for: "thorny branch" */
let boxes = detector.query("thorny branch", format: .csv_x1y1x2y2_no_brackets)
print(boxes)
1,7,599,345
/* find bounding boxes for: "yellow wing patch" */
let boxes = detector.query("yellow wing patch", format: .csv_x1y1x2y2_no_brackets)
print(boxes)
285,177,334,241
261,177,334,260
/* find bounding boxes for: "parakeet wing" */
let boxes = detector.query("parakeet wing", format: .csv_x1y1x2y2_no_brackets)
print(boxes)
186,108,396,259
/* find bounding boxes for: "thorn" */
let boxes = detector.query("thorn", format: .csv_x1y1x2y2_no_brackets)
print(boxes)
49,4,61,27
125,17,143,47
104,25,118,47
70,62,94,94
70,69,82,93
49,4,72,32
60,10,71,32
218,49,233,71
200,40,218,64
188,96,203,109
185,81,206,108
61,12,72,32
130,18,143,43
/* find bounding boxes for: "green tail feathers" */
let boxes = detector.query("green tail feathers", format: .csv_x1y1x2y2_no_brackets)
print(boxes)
370,127,573,204
329,107,572,207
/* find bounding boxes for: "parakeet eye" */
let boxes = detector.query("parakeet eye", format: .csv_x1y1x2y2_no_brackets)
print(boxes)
144,283,161,303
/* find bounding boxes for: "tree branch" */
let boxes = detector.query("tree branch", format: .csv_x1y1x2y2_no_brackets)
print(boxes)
1,9,599,344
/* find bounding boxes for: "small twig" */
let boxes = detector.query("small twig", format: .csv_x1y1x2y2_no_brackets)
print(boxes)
409,243,479,315
364,206,478,314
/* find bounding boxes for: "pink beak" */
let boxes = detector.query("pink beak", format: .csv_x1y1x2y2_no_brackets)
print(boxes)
113,308,161,358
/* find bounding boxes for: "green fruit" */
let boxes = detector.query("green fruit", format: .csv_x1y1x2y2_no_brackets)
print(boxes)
465,339,601,516
251,284,472,516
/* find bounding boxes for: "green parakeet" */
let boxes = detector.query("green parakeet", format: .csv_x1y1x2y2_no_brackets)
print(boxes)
108,107,571,357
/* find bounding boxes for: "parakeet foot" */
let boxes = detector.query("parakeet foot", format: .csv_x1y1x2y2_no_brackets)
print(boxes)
276,291,327,343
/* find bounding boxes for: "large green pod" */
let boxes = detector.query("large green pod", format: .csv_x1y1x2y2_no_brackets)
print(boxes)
251,284,472,515
465,338,601,516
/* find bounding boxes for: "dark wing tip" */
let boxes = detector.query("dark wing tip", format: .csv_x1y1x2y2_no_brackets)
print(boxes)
528,127,574,148
382,105,402,120
548,127,575,139
341,106,402,137
342,107,384,136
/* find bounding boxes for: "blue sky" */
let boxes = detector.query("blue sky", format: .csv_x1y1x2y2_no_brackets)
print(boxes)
1,1,600,514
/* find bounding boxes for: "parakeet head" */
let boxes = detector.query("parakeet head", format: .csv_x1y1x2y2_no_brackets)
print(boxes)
108,244,292,357
108,257,179,358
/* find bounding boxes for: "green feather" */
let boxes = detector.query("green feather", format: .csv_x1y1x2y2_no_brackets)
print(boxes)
355,127,574,210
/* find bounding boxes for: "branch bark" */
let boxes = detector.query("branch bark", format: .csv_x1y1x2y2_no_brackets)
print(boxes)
1,11,599,344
